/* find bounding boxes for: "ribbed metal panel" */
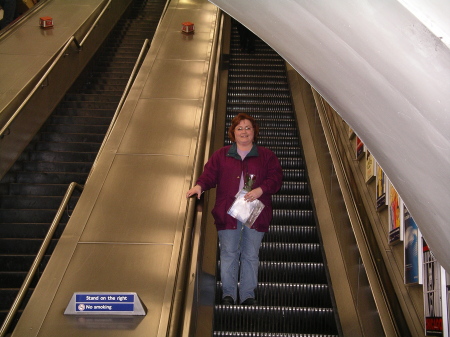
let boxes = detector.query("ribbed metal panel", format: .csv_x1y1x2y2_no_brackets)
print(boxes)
213,22,338,336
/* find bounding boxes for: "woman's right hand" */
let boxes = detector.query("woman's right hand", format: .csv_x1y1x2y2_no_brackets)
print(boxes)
186,184,202,199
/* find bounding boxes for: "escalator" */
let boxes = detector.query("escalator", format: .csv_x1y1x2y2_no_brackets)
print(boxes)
0,0,167,331
213,22,341,336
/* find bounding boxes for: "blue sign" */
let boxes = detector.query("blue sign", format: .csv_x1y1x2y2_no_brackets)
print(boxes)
65,292,146,316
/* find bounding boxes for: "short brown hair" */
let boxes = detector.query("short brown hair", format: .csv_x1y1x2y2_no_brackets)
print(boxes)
228,113,259,142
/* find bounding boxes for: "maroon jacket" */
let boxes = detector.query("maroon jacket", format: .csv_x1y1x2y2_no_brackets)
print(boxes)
196,143,283,232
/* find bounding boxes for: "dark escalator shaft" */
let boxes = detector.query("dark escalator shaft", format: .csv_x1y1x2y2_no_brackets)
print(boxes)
213,23,340,336
0,0,166,331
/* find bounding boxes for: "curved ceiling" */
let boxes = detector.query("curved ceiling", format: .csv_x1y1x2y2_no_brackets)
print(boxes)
210,0,450,272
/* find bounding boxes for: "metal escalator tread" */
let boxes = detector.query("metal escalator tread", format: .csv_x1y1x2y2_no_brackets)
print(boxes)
212,23,339,336
0,0,167,332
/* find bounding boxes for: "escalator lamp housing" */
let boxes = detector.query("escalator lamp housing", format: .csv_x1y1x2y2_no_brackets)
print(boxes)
182,22,194,33
39,16,53,28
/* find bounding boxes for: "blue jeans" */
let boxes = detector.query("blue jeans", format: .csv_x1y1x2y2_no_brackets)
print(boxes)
218,221,264,303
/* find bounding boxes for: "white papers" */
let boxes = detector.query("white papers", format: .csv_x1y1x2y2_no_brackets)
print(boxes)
227,189,264,227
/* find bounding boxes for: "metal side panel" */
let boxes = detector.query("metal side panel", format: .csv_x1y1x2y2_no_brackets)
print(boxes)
32,243,174,337
79,155,190,244
11,0,220,336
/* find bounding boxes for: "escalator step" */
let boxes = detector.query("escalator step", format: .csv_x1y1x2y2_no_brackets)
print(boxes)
0,223,66,239
0,209,69,224
280,169,307,182
227,106,293,114
0,238,58,255
258,262,328,284
48,115,113,125
225,137,299,148
214,306,337,335
278,157,305,170
1,183,69,196
0,195,78,209
214,333,337,337
226,119,298,129
0,255,50,272
216,261,328,284
271,209,315,226
29,151,97,163
271,194,311,209
259,242,322,262
0,271,40,288
256,283,333,307
258,128,298,137
59,99,119,110
34,141,101,153
269,147,303,159
214,282,332,308
265,225,318,243
41,123,109,134
0,289,32,311
278,181,308,195
228,87,290,94
7,171,88,184
21,161,93,173
64,93,121,103
39,132,106,143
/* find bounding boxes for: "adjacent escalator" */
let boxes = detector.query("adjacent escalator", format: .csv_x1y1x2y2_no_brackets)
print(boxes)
0,0,167,331
213,22,341,336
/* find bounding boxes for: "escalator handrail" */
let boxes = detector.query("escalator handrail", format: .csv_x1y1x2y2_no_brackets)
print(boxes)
0,0,112,139
170,11,224,337
85,38,151,183
78,0,112,48
0,182,84,337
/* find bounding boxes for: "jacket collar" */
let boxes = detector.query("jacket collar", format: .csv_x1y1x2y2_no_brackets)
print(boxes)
227,143,259,160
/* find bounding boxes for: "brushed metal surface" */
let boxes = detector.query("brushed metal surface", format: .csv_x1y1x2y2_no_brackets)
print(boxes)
167,7,217,32
140,59,206,100
80,154,189,243
117,98,200,156
172,0,216,10
38,243,173,337
157,31,214,60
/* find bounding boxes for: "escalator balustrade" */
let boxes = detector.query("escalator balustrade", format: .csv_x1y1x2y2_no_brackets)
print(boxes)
0,0,166,331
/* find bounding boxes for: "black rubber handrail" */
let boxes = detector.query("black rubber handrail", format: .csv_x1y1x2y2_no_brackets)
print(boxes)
171,10,224,337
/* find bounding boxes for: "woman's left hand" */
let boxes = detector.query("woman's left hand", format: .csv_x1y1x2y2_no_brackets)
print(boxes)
244,187,263,202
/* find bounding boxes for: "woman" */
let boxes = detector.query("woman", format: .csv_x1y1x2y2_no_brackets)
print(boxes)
186,113,282,305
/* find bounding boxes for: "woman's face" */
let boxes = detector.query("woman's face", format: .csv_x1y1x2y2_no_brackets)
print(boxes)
234,119,254,147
